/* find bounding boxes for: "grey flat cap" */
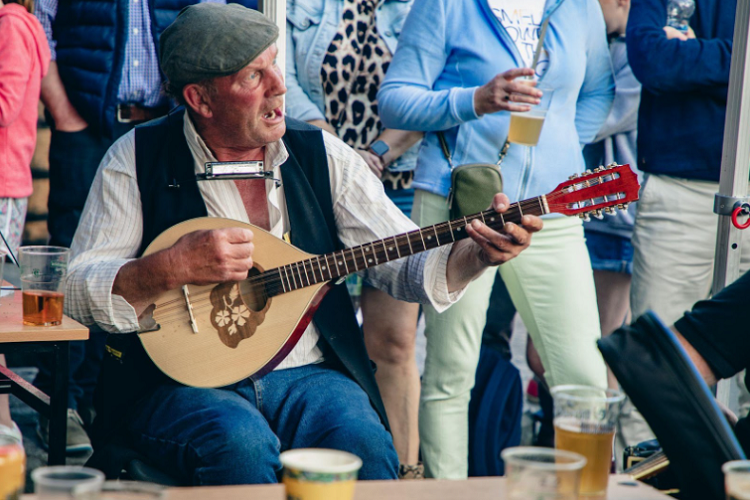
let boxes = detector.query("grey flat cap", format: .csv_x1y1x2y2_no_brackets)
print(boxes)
160,3,279,89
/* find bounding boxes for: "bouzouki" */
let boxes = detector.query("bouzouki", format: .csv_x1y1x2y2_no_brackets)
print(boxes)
139,163,640,388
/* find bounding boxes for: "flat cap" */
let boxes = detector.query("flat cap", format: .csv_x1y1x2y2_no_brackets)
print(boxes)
160,3,279,89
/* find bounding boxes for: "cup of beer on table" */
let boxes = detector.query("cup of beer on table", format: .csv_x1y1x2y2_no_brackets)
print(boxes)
0,428,25,500
279,448,362,500
724,460,750,500
508,85,554,147
18,246,70,326
502,446,587,500
551,385,625,499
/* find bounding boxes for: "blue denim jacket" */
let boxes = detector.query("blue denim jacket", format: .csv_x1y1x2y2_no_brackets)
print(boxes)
378,0,615,201
285,0,418,172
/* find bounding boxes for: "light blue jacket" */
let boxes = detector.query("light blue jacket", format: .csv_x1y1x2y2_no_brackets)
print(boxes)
378,0,615,202
285,0,417,171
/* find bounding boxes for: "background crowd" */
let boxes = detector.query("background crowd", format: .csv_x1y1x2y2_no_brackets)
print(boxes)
0,0,742,487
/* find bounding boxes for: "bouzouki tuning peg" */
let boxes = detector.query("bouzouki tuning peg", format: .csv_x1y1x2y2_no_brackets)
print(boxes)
569,174,579,180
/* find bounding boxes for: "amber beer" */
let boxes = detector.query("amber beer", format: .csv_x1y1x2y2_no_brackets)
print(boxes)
0,434,25,500
22,290,64,326
555,417,614,498
508,111,546,146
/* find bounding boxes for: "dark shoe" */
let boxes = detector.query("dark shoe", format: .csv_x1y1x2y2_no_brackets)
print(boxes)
37,409,93,454
398,462,424,480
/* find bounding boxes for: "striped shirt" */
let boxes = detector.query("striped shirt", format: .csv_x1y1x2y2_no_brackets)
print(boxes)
65,111,462,370
34,0,223,108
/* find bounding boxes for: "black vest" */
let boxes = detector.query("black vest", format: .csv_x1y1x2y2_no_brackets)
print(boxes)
91,111,387,444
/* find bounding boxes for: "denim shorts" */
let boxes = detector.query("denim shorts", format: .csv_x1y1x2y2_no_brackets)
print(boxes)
585,230,634,275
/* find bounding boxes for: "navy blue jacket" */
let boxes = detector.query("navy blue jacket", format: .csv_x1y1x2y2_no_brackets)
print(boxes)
53,0,257,139
627,0,735,181
54,0,199,138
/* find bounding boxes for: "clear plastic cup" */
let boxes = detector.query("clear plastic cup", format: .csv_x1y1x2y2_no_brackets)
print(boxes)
508,86,555,146
724,460,750,499
18,246,70,326
32,466,105,499
551,385,626,499
502,446,587,500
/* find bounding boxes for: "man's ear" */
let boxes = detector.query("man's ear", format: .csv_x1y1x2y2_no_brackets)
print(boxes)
183,84,212,118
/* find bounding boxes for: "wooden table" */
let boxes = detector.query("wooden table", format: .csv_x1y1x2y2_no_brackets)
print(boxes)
158,475,671,499
0,287,88,465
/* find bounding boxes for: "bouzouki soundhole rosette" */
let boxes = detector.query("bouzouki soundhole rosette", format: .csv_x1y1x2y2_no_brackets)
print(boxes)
209,266,271,349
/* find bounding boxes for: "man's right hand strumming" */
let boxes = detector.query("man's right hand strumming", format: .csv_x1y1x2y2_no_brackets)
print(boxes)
168,228,256,286
113,228,255,317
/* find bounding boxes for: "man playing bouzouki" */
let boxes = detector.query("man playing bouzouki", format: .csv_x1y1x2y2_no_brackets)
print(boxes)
67,4,541,484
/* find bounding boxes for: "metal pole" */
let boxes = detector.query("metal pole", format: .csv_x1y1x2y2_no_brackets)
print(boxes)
713,0,750,408
259,0,287,97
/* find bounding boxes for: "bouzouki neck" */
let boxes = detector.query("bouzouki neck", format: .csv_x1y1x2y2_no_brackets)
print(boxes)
263,197,547,298
252,163,640,299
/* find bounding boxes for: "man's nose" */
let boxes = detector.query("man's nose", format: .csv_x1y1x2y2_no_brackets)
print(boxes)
267,65,287,97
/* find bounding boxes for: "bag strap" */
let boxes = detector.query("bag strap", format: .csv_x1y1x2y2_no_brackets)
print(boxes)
437,16,551,170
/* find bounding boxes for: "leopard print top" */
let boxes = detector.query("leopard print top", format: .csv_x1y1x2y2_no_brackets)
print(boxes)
320,0,413,189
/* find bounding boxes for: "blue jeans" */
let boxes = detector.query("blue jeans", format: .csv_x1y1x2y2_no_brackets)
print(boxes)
125,362,398,485
585,231,634,275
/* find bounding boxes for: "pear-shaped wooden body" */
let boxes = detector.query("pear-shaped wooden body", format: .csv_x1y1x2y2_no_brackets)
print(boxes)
138,217,330,388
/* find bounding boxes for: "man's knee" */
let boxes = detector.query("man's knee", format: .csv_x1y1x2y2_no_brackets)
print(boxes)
325,419,398,480
191,415,280,484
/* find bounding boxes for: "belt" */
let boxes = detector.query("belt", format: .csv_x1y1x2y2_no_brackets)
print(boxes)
116,104,167,123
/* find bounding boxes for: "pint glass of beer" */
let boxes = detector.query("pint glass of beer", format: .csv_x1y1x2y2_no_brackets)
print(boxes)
724,460,750,500
508,86,555,147
18,246,70,326
551,385,625,499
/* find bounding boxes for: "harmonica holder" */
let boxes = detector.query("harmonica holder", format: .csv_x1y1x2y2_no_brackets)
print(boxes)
168,161,281,188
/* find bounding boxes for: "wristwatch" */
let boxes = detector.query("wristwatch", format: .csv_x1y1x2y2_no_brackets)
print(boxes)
368,140,390,159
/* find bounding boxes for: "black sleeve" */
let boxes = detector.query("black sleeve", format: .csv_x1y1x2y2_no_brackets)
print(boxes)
674,271,750,380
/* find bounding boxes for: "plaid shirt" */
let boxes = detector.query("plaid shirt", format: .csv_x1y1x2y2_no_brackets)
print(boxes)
35,0,223,107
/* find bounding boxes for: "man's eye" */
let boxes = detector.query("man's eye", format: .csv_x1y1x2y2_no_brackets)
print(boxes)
249,71,260,80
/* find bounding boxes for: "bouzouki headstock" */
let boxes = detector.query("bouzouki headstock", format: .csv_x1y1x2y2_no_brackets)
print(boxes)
544,163,640,220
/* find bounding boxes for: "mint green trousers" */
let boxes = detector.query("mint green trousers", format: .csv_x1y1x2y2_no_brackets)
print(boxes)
412,189,607,479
